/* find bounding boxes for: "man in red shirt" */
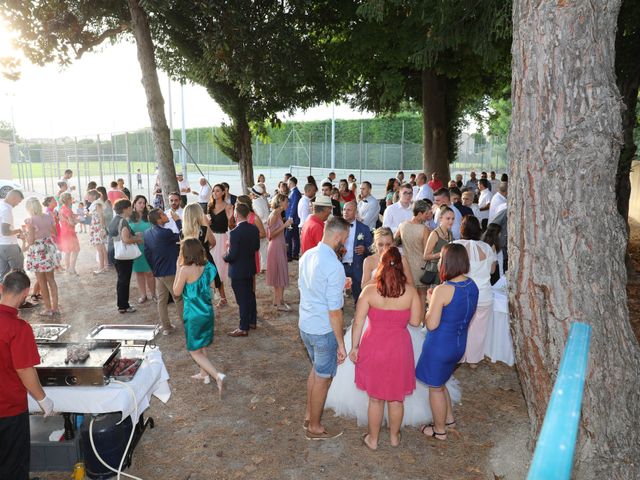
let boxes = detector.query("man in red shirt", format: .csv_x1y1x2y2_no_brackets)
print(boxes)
427,172,444,191
0,271,54,479
300,196,332,255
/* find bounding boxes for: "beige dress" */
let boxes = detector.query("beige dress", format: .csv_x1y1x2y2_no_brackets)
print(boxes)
399,222,428,288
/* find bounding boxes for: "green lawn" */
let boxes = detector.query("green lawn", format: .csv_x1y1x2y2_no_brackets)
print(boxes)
10,161,240,179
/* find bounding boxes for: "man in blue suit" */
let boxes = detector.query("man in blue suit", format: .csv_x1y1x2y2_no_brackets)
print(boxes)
285,176,302,261
341,201,373,303
224,203,260,337
143,209,183,335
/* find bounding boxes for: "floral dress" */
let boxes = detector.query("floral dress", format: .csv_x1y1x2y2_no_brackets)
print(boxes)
89,202,107,246
25,215,61,273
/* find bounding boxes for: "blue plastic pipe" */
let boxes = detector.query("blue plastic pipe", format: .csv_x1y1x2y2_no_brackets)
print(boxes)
527,322,592,480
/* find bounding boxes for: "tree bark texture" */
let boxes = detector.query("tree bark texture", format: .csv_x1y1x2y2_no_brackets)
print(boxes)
509,1,640,478
422,69,450,183
127,0,178,204
235,116,254,195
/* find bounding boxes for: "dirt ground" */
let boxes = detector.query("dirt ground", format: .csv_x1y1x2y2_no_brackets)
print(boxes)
28,220,640,480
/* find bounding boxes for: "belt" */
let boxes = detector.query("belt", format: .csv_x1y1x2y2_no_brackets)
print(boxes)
342,262,353,266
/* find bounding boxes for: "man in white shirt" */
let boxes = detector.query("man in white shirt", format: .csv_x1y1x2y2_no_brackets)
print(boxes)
432,188,462,239
357,181,380,230
177,173,191,207
396,170,405,184
192,177,212,211
250,184,270,271
163,192,183,234
414,173,434,202
477,179,493,229
382,183,414,234
58,169,76,199
298,183,317,228
488,182,508,224
461,190,481,219
319,171,336,187
0,190,25,282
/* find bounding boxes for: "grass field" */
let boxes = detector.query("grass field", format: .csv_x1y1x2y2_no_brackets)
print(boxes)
10,161,240,179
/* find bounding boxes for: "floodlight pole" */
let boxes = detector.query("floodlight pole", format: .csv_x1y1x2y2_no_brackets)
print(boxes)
180,83,187,175
330,104,336,170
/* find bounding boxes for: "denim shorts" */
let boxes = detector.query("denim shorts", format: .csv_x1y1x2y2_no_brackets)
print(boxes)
300,330,338,378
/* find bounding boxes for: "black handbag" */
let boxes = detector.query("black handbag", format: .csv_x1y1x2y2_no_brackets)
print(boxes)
420,261,439,285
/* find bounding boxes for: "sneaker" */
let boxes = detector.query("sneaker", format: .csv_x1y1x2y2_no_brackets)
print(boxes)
19,301,37,309
118,306,137,314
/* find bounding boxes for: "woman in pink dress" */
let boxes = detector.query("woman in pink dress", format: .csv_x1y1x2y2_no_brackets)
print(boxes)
349,246,423,450
266,194,292,310
57,192,80,275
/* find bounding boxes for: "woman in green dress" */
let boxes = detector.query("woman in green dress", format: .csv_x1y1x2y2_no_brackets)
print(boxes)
173,238,226,398
130,195,156,303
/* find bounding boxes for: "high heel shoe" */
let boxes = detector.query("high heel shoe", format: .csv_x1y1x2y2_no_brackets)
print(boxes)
190,372,211,384
216,373,226,399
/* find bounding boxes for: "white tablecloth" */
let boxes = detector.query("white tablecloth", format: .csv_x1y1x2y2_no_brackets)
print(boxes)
28,349,171,422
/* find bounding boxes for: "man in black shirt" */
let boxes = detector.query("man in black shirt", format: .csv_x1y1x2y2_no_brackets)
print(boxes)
321,182,342,217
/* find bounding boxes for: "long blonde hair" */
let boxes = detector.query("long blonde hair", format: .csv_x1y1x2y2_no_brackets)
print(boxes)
182,203,205,239
25,197,43,217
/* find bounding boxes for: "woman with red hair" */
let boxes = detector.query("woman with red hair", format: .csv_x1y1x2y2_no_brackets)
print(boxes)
348,247,422,450
415,243,479,441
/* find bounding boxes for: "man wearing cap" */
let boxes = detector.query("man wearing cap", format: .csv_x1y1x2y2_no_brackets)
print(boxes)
300,196,332,254
250,184,270,270
177,173,191,207
192,177,212,212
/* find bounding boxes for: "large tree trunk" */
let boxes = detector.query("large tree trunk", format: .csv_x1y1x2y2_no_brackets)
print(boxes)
235,115,254,194
422,69,450,183
509,1,640,478
128,0,178,204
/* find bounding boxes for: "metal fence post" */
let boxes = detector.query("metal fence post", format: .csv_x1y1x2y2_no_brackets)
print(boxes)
400,120,405,171
96,135,104,187
126,132,132,192
74,137,81,200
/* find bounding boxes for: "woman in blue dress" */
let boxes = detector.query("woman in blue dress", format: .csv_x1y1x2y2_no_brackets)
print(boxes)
415,243,478,440
173,238,226,398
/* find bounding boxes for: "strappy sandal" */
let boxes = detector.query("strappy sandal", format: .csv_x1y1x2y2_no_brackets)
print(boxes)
446,419,456,429
420,424,447,440
216,298,228,308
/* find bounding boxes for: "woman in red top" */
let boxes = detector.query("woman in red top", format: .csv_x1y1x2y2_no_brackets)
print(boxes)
58,192,80,275
338,179,356,207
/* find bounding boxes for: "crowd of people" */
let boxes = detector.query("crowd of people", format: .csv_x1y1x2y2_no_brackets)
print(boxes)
0,166,514,477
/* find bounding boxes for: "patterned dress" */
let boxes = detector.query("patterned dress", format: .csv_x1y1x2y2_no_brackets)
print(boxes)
89,202,107,246
25,215,61,273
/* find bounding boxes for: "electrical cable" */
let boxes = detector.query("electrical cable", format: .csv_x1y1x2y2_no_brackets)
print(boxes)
88,379,143,480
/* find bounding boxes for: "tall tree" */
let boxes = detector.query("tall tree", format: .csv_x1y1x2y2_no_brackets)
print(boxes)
341,0,511,181
148,0,344,192
509,0,640,477
0,0,179,200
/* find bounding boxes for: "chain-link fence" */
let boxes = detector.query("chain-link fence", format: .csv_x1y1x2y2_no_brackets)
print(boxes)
9,126,508,199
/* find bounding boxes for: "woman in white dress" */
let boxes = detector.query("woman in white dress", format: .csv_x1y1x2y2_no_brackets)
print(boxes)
454,215,496,367
325,227,461,427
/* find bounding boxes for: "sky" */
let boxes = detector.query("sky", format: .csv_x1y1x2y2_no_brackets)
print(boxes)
0,19,372,140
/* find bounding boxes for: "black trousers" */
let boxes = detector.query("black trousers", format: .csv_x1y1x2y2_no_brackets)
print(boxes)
231,277,256,331
285,225,300,259
114,259,133,310
0,411,30,480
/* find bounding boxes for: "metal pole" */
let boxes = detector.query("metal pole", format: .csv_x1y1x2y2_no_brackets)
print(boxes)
167,78,173,139
180,83,187,174
330,104,336,170
126,132,132,193
400,120,405,171
26,141,34,192
83,140,89,190
97,135,104,187
309,131,312,175
359,123,363,182
74,137,81,200
53,138,61,181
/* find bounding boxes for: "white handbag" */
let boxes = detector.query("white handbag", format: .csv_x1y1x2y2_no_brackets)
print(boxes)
114,218,142,261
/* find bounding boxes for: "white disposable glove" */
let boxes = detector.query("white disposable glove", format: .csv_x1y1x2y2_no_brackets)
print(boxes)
37,395,54,417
